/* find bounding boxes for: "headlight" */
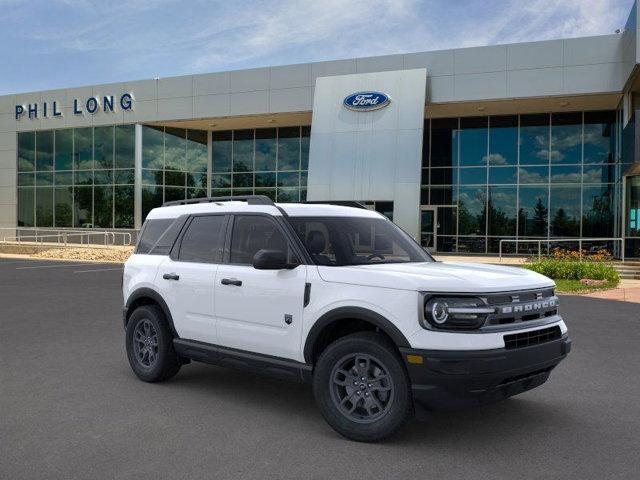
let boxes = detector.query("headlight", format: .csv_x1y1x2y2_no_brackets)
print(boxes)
422,297,495,330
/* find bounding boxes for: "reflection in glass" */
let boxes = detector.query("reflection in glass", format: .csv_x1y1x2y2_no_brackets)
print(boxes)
115,186,134,228
212,131,232,172
94,126,114,169
94,185,113,228
142,186,163,221
233,173,253,188
36,130,54,171
74,186,92,227
164,170,185,187
459,117,487,166
277,187,300,202
584,111,615,164
550,165,581,183
459,167,486,185
18,173,34,187
233,130,253,172
35,187,54,227
518,186,548,236
277,127,300,171
277,171,299,187
74,128,93,170
142,126,164,169
582,184,614,237
550,186,580,237
520,114,549,165
584,165,614,184
488,186,517,236
164,128,186,171
519,166,548,184
255,172,275,188
115,125,135,169
255,128,276,171
489,167,517,184
212,174,231,188
488,116,517,166
18,188,34,226
551,113,581,164
36,172,53,186
18,132,35,172
458,187,486,236
55,129,73,171
186,130,207,173
164,186,185,203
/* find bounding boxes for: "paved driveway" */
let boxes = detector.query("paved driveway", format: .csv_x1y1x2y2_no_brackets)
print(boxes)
1,258,639,479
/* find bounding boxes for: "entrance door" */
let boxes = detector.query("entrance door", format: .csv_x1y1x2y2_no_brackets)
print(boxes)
420,207,437,252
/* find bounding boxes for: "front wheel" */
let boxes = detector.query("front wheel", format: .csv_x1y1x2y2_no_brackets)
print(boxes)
313,332,413,442
125,305,181,382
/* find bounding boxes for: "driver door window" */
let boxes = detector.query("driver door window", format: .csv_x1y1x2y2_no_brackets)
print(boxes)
229,215,295,265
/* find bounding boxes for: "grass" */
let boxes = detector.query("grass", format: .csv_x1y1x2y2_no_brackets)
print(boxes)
554,279,619,294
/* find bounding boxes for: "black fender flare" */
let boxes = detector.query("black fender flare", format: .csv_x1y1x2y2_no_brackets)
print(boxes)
124,287,178,337
303,307,411,363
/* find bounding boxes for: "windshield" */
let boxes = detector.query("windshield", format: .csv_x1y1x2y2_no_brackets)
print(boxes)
289,216,433,266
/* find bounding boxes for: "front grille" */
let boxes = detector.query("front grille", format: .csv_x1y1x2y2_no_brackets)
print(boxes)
504,326,562,350
484,289,558,327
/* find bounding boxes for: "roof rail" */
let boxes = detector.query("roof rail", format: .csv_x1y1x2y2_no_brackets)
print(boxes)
162,195,275,207
303,200,368,210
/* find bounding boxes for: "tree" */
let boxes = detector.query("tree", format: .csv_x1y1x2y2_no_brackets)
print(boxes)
532,198,548,236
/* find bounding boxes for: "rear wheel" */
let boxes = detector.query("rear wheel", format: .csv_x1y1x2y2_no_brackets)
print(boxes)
126,305,181,382
313,332,413,442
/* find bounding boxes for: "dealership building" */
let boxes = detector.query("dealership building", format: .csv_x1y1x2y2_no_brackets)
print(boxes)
2,5,640,257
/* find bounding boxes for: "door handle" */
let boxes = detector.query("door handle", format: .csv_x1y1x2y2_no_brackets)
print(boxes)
221,278,242,286
163,273,180,281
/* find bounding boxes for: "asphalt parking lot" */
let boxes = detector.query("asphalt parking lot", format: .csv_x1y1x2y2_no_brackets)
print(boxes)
1,257,639,480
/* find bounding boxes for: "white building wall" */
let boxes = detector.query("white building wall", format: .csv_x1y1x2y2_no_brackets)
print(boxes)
306,69,426,238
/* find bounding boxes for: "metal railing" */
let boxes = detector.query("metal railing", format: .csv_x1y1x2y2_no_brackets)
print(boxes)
0,228,133,248
498,238,626,262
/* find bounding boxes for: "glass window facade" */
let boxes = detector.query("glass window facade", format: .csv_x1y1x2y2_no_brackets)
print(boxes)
13,111,626,256
211,126,310,203
421,111,619,253
17,125,135,228
141,126,208,220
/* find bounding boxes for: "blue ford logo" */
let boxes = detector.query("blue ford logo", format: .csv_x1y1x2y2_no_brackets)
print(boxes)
343,91,390,111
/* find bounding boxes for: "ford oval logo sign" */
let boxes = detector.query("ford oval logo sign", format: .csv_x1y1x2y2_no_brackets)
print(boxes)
343,91,390,111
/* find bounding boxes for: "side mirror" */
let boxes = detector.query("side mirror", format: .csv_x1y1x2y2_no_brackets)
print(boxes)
252,249,295,270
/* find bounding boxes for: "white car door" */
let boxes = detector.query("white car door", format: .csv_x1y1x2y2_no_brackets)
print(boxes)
215,214,307,361
157,214,229,345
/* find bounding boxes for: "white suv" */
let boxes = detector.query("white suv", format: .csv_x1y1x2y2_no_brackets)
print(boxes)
122,195,571,442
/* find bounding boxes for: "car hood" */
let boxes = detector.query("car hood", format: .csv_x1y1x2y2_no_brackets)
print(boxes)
316,261,554,293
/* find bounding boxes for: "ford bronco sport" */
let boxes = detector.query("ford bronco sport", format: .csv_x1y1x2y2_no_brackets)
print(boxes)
122,195,571,442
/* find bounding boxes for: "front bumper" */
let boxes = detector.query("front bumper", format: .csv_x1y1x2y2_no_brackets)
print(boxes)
400,334,571,412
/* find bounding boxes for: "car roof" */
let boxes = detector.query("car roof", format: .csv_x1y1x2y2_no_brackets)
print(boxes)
145,201,382,220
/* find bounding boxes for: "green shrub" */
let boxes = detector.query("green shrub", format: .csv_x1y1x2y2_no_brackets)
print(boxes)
523,259,619,284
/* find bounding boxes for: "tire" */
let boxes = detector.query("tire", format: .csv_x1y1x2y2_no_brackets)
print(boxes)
125,305,181,383
313,331,413,442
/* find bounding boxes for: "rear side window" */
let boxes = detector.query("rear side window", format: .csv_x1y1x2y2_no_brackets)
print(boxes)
177,215,227,263
137,219,174,254
149,217,188,255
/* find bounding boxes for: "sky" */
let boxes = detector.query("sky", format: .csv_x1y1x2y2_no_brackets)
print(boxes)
0,0,636,95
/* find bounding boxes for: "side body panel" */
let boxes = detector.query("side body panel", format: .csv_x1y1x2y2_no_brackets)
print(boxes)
214,264,308,360
156,257,218,344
